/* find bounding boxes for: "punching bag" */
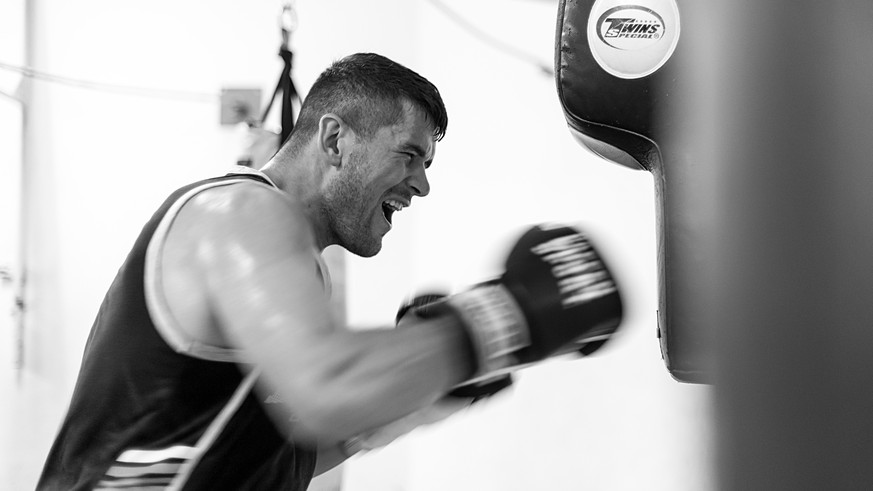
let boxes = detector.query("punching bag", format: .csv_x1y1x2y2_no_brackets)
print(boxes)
557,0,873,488
555,0,708,383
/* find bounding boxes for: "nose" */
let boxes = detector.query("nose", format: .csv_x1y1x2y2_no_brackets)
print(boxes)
407,162,430,197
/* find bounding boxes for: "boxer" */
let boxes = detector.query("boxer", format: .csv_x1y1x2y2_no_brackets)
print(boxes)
38,53,623,490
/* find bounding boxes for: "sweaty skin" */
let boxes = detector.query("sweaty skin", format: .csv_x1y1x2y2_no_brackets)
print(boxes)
159,103,471,457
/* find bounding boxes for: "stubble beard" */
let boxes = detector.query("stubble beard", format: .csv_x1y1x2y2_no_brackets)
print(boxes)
324,152,383,258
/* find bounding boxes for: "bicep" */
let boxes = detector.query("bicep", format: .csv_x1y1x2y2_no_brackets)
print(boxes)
190,187,338,411
205,239,333,352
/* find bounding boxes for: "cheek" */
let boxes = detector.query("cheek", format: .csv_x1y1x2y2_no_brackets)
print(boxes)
377,165,408,187
355,155,405,195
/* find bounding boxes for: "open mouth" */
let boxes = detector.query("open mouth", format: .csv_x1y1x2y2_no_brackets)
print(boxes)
381,199,405,224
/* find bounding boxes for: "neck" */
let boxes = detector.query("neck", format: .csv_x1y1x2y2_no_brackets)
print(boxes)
261,158,334,252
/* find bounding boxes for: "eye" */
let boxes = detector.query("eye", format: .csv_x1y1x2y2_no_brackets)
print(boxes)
396,149,431,169
397,152,416,166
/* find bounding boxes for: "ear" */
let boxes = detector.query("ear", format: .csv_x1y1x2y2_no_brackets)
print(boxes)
317,113,353,167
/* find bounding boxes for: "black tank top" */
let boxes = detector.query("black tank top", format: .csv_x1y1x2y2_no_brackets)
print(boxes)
38,169,319,490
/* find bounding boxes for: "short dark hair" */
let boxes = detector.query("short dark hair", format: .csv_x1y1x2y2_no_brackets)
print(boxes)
286,53,447,154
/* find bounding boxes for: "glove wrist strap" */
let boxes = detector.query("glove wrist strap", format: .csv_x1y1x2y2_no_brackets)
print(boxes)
447,284,531,381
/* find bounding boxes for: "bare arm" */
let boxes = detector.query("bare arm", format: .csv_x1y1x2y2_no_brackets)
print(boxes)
313,443,350,476
179,183,474,444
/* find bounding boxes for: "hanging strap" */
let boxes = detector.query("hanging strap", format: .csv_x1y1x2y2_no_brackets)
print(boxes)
260,2,301,145
278,47,298,145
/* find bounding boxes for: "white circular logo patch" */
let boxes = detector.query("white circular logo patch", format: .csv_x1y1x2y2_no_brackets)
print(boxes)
587,0,680,79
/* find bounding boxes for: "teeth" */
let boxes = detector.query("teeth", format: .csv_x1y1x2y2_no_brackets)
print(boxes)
383,199,405,212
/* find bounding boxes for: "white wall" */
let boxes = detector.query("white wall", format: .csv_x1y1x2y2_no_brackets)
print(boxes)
1,0,713,489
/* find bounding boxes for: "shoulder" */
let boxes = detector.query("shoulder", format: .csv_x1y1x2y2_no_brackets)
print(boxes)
169,178,318,270
151,176,328,356
191,179,310,238
188,178,299,220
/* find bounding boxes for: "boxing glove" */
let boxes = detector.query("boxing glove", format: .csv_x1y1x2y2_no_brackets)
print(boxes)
397,294,514,401
427,224,624,384
343,226,622,456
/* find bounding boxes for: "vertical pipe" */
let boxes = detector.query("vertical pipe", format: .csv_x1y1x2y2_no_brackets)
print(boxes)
13,0,36,376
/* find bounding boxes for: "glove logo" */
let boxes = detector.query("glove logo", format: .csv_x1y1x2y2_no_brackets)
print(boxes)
587,0,680,79
530,233,618,308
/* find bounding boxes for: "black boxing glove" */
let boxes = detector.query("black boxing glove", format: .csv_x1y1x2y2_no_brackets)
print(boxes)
431,224,624,385
397,294,514,401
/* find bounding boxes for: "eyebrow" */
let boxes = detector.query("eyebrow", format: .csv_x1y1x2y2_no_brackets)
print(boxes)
399,143,428,158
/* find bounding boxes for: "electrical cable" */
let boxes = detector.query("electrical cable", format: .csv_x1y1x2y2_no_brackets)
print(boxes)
0,61,219,102
423,0,554,76
0,87,24,104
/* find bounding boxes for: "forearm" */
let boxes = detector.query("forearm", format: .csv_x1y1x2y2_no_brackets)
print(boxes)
317,317,474,434
253,314,475,444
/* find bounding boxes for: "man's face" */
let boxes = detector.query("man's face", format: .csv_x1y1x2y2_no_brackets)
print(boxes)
324,103,436,257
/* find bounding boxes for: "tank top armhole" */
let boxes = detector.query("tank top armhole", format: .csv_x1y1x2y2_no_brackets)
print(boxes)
144,179,258,363
144,171,332,363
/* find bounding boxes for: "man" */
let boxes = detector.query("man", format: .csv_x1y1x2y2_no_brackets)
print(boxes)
38,53,622,490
